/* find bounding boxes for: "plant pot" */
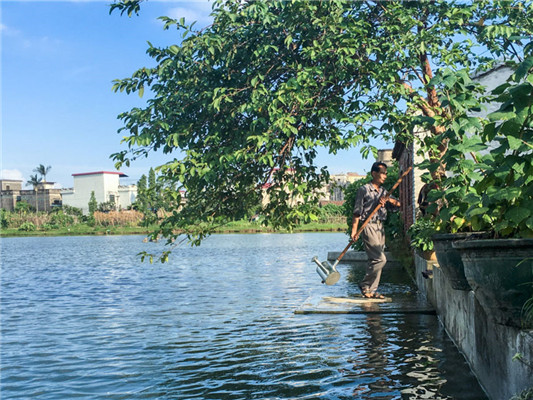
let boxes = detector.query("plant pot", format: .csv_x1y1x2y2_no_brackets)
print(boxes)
453,238,533,328
432,232,488,291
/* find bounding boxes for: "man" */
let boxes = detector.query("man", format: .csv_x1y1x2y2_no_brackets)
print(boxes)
351,162,400,299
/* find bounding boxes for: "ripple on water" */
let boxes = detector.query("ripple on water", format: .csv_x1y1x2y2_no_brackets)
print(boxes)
1,234,487,399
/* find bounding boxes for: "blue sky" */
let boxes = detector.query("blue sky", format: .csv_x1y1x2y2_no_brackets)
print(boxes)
1,0,392,188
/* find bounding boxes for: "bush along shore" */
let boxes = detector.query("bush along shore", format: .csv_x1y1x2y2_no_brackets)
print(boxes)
0,203,347,238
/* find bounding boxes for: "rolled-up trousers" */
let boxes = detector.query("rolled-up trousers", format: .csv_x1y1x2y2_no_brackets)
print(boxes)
360,220,386,293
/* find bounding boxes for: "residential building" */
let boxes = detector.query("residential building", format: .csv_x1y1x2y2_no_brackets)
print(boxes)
326,172,366,202
377,149,394,166
61,171,137,215
0,179,22,211
0,180,62,212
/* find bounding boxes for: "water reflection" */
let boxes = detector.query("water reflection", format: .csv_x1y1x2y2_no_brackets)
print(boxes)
1,234,486,399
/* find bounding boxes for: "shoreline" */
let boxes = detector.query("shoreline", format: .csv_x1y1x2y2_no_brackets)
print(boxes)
0,222,347,238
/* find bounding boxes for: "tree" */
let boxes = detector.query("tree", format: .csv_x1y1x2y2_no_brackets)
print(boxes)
110,0,533,250
88,191,98,216
134,173,157,226
34,164,51,182
26,174,42,188
26,174,43,212
134,174,148,213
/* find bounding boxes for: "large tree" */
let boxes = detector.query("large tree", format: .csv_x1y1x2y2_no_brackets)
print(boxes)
110,0,532,251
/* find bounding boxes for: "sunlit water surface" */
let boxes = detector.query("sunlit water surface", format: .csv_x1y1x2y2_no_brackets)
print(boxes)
1,233,487,399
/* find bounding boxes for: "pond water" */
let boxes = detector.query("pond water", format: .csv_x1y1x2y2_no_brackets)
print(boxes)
1,233,487,399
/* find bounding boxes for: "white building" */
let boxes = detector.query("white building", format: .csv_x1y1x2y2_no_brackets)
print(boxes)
61,171,137,215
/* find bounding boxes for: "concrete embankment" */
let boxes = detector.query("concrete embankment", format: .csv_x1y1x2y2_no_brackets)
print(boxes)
414,254,533,400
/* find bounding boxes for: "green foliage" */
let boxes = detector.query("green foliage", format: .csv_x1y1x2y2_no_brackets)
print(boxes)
41,223,60,230
0,209,9,229
88,191,98,216
59,205,83,217
421,55,533,238
97,201,116,213
407,218,436,252
33,164,51,182
14,201,33,214
26,174,42,188
318,203,344,217
134,174,147,211
471,57,533,238
50,211,74,227
18,222,36,232
134,169,164,226
522,288,533,329
110,0,533,254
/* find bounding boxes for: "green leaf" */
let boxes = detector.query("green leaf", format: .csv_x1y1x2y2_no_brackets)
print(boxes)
467,207,489,217
507,136,523,150
169,45,179,55
513,56,533,81
505,207,531,224
488,111,517,122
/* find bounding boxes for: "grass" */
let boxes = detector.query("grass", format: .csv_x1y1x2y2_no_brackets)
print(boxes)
0,224,153,237
1,220,347,238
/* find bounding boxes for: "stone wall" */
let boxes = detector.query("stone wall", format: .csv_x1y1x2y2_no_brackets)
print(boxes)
414,254,533,400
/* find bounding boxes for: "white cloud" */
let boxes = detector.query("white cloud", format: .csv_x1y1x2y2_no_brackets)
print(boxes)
2,21,63,53
166,1,213,26
0,23,21,37
1,169,25,181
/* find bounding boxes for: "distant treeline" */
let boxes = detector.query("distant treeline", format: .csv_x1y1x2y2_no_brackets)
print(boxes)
1,200,345,233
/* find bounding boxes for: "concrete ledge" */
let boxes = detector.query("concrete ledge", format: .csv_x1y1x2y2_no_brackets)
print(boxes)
414,253,533,400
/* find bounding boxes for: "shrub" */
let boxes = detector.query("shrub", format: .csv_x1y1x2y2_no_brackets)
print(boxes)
0,209,9,229
50,211,74,227
18,222,36,232
41,223,59,230
60,205,83,217
407,217,436,252
14,201,33,214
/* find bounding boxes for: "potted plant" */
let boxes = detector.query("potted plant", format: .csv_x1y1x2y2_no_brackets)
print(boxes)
407,217,437,261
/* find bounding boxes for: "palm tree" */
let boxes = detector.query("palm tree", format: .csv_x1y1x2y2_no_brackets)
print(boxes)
34,164,51,182
26,174,42,212
26,174,42,188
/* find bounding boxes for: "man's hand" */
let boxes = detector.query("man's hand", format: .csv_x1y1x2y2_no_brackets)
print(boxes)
379,196,400,207
351,215,360,242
